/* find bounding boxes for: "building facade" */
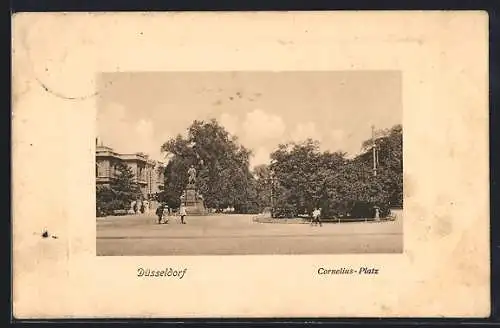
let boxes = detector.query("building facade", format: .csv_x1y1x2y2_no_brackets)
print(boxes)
96,143,165,200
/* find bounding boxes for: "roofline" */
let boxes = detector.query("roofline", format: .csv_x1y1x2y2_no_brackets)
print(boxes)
96,145,166,164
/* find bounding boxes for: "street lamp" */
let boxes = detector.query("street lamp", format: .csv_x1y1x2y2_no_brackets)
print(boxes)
371,125,381,221
370,125,382,178
269,170,276,218
371,125,378,177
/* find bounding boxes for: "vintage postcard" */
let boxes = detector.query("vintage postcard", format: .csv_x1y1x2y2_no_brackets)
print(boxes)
12,11,489,318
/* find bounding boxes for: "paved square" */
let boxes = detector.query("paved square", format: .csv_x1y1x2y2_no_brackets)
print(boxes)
96,212,403,256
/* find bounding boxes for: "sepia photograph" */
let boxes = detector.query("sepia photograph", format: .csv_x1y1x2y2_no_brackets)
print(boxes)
12,11,489,318
96,71,403,256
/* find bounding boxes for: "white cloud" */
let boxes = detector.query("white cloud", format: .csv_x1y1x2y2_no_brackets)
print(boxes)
330,129,345,144
290,122,322,143
219,112,239,136
243,109,285,146
327,129,346,152
97,103,170,161
97,103,128,150
345,152,357,160
134,119,154,143
132,119,162,159
250,147,271,168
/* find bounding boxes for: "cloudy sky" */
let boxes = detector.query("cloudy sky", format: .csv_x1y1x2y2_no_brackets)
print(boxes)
97,71,402,168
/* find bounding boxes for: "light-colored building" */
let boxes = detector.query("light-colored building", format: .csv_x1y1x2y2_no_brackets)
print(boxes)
96,142,165,200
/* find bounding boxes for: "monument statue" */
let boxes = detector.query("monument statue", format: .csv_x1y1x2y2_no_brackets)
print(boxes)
188,165,197,185
180,164,206,216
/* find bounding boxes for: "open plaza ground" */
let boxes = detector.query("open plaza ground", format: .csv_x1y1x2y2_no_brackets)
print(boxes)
96,210,403,256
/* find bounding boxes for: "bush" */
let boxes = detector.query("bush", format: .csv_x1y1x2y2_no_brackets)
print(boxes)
347,201,390,219
272,204,297,218
317,200,349,219
97,199,128,217
233,202,262,214
96,206,108,217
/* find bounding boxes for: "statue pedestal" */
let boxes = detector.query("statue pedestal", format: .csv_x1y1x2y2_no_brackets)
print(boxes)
181,187,207,216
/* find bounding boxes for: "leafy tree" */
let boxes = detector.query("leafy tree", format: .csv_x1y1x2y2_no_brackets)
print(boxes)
109,161,141,208
269,139,346,217
252,164,272,210
160,119,256,212
328,160,389,217
324,124,402,217
357,124,403,208
96,160,141,216
96,185,115,216
267,124,402,218
157,120,402,218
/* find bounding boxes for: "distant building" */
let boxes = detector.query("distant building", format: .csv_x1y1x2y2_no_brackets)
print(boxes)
96,141,165,200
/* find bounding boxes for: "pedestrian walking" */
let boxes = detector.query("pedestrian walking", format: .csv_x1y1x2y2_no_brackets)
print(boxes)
179,205,187,224
311,208,322,227
155,204,164,224
162,204,170,224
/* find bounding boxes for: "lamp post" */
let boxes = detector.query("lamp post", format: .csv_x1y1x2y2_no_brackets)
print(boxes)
371,125,381,221
372,125,378,177
269,170,276,218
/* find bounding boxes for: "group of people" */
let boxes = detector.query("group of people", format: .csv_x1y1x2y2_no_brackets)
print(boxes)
129,200,149,215
155,203,187,225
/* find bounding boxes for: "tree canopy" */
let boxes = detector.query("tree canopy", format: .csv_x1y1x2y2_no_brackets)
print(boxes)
269,139,347,216
96,160,142,216
268,124,403,218
156,121,402,218
160,119,259,212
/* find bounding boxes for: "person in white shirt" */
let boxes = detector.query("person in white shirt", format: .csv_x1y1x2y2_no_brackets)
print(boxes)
179,205,187,224
311,208,322,227
162,205,170,224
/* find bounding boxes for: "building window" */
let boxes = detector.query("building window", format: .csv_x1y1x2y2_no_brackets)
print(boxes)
96,162,103,177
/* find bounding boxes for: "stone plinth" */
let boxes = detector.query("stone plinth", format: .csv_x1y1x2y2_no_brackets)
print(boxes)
181,188,206,215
